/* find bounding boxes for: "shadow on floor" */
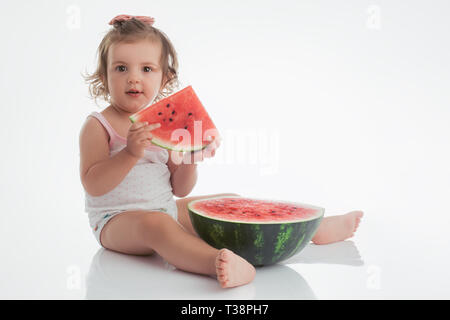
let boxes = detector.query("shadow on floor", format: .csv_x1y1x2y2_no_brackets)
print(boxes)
85,248,317,300
283,241,364,266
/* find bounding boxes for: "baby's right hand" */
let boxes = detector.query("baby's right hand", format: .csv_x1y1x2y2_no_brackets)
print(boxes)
125,121,161,159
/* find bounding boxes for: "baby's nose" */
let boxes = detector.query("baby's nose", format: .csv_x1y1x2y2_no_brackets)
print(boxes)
128,77,140,84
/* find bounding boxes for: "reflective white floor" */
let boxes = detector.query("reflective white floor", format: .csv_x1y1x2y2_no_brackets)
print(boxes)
1,205,449,299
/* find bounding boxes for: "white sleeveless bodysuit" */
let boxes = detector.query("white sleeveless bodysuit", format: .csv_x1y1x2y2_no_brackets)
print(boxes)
84,112,178,244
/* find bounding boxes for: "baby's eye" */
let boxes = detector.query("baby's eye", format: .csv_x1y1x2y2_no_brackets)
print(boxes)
143,66,152,72
116,65,127,72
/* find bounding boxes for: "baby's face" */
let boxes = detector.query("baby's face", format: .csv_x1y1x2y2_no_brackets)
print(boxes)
106,39,165,114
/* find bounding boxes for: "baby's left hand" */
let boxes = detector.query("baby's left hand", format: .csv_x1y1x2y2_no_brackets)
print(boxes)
182,135,221,164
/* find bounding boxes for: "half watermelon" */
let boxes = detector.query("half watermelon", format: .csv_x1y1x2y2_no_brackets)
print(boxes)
188,196,324,266
129,86,219,152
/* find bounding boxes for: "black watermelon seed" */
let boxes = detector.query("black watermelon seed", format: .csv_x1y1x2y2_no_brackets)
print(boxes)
172,110,175,115
166,104,170,108
169,118,173,122
188,112,192,116
158,112,162,115
184,126,188,129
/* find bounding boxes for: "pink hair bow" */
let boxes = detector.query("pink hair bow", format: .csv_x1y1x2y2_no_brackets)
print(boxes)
109,14,155,26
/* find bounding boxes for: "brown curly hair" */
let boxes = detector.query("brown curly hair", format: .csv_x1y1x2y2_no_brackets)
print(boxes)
83,18,179,106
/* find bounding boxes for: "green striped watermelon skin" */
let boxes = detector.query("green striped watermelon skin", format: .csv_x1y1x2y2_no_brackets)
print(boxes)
188,207,323,266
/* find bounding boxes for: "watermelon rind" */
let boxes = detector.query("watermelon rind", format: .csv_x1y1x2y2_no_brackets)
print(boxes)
129,114,139,123
151,137,208,152
187,196,324,266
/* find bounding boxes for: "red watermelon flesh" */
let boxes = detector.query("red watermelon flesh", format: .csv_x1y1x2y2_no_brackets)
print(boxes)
129,86,219,152
190,197,321,223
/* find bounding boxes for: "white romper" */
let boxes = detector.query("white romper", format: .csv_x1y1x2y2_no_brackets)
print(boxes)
84,112,178,246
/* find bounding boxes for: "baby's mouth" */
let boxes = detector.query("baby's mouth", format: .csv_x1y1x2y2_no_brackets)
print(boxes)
126,90,143,97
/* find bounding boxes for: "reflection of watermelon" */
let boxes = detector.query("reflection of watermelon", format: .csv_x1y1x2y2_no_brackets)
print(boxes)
129,86,219,152
188,196,324,266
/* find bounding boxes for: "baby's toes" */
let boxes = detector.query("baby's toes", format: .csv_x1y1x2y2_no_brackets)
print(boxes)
216,249,227,264
215,255,225,269
354,211,363,231
217,269,228,288
353,211,363,232
215,249,231,285
218,248,233,262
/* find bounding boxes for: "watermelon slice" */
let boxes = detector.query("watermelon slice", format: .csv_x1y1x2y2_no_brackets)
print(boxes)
129,86,219,152
188,196,324,266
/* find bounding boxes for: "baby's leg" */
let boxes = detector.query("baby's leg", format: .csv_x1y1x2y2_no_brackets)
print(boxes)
100,210,255,288
311,211,364,245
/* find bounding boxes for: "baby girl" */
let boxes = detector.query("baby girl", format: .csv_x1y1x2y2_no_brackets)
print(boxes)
80,15,363,288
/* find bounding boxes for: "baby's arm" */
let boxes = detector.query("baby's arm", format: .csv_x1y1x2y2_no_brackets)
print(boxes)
79,117,139,196
167,137,221,198
168,153,198,198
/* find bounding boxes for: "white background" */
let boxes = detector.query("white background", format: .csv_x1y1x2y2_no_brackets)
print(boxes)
0,0,449,299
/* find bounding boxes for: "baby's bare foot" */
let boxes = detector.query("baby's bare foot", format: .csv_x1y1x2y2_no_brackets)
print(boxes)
312,211,363,245
215,249,256,288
